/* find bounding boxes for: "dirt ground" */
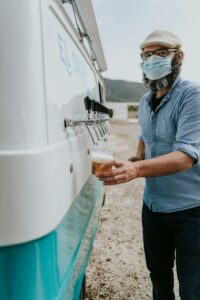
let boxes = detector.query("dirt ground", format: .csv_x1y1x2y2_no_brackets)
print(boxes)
86,120,179,300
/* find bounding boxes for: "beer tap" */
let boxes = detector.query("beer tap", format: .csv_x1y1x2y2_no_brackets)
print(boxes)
85,123,97,145
99,121,106,135
90,100,100,140
102,105,109,135
64,97,97,145
84,96,92,120
63,98,113,145
96,102,105,137
97,122,104,137
64,118,97,145
109,108,113,119
101,106,108,134
83,96,100,144
91,99,97,120
95,102,104,137
92,123,101,141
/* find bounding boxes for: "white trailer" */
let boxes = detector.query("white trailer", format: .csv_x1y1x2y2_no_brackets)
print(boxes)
0,1,111,299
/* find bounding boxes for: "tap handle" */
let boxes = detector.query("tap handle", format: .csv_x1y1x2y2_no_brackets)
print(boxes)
109,109,113,119
84,96,92,112
92,100,97,112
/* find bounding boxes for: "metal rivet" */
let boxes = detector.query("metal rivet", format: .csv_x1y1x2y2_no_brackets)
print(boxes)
70,164,73,173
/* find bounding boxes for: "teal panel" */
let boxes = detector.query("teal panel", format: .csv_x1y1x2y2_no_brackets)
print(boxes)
0,176,103,300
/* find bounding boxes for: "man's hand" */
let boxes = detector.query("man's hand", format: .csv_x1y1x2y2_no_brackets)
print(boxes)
95,160,139,185
95,151,194,186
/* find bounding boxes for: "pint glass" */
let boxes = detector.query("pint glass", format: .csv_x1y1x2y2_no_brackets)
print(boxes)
92,151,114,175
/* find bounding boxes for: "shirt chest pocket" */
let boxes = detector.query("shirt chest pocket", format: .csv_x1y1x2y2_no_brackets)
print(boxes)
139,113,152,142
156,117,177,143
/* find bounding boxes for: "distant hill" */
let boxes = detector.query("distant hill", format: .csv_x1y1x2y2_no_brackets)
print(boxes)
103,77,148,103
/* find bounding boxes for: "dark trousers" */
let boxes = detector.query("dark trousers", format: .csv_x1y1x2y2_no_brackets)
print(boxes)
142,202,200,300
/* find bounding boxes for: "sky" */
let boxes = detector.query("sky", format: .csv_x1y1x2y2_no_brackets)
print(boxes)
93,0,200,83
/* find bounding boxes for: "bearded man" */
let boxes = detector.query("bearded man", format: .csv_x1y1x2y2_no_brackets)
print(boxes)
96,30,200,300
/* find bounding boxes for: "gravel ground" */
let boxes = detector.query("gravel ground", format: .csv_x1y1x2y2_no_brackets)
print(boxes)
86,120,179,300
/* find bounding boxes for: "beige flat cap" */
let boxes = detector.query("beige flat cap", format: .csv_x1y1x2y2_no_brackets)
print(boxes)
140,29,182,50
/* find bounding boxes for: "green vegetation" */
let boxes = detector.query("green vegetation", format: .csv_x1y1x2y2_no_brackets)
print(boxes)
103,78,148,103
128,105,138,112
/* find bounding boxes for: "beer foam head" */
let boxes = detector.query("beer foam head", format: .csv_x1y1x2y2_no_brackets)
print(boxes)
92,151,113,163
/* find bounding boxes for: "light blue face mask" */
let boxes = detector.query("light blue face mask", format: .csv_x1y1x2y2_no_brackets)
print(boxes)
143,55,172,80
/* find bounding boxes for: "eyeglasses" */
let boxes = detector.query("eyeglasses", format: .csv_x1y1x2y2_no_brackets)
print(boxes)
140,48,178,61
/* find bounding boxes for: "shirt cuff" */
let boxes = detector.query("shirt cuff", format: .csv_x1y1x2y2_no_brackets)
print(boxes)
138,135,143,141
174,143,199,164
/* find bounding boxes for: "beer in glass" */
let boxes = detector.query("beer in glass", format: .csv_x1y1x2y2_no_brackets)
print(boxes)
92,151,114,175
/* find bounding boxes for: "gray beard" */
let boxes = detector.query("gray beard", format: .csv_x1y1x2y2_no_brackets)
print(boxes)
143,56,182,92
145,77,170,91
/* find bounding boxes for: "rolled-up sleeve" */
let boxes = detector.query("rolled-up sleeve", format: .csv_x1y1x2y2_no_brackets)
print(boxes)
174,87,200,163
138,134,144,141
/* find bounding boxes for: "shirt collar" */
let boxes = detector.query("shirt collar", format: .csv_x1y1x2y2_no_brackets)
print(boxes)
144,76,181,104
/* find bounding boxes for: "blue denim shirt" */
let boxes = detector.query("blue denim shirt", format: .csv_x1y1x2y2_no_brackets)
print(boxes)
138,76,200,212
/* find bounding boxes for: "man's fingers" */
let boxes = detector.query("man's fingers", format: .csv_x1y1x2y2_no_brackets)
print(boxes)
99,173,129,184
96,166,126,178
95,160,124,178
100,159,123,170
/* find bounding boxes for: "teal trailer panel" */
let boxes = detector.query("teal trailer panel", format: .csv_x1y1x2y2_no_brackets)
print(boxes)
0,176,103,300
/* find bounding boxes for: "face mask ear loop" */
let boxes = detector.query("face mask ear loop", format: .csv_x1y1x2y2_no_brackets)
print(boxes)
171,61,182,71
171,65,177,71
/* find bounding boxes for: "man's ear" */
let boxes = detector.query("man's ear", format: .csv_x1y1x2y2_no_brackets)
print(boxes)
177,50,184,62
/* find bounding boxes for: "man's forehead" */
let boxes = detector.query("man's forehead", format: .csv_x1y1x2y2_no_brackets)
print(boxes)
143,44,168,51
